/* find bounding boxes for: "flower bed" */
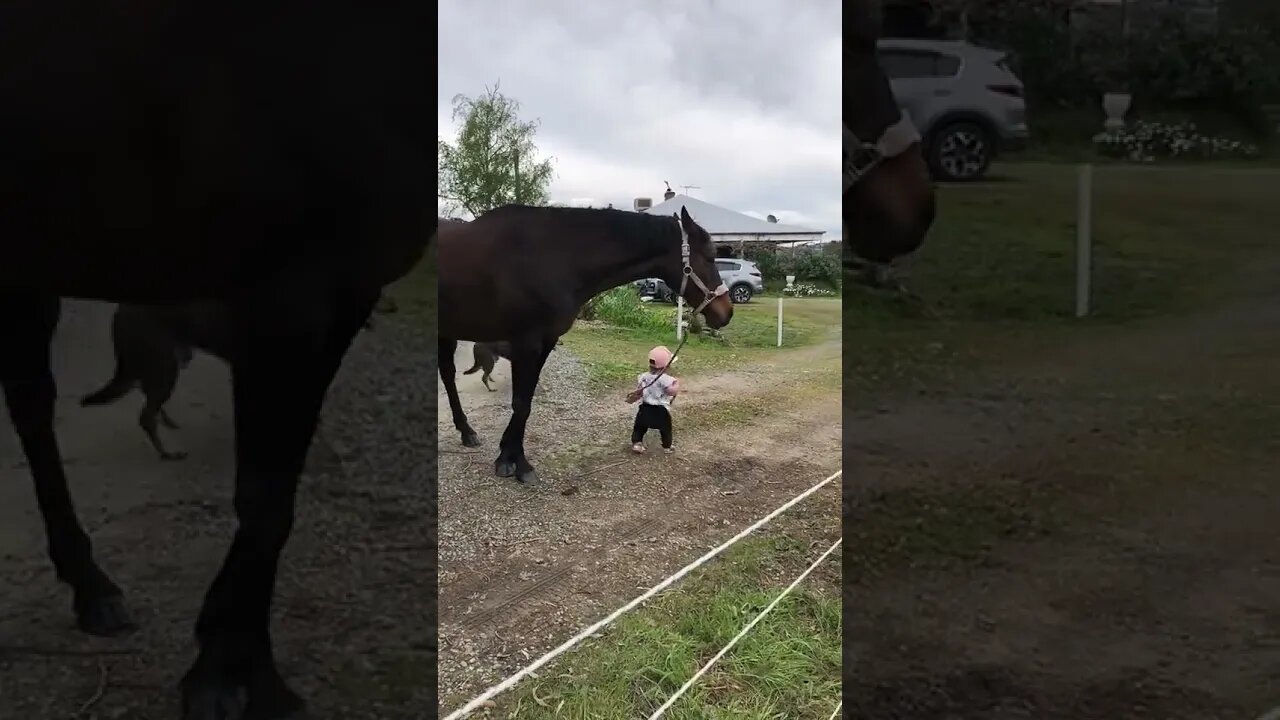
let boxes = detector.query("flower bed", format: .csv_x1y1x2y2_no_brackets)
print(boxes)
1092,120,1259,163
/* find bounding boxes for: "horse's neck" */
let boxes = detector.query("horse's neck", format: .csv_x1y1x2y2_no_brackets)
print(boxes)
575,236,666,303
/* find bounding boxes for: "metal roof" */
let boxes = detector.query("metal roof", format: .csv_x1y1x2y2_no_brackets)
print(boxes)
642,195,823,242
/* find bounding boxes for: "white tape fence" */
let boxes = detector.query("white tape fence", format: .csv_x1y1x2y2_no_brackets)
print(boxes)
443,469,842,719
647,537,843,718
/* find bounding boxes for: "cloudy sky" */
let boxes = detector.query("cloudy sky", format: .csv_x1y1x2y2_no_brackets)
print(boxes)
438,0,841,240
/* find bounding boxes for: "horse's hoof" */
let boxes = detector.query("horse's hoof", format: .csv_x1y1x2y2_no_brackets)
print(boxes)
494,459,516,478
245,681,307,720
182,677,305,720
461,432,481,448
182,685,246,720
76,593,138,637
516,468,540,485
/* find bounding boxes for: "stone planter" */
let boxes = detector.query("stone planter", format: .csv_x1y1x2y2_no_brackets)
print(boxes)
1102,92,1132,131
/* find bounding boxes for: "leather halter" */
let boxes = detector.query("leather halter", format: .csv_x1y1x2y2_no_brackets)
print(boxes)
674,213,728,315
843,113,920,193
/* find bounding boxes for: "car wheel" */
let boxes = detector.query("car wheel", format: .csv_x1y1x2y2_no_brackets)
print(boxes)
730,284,753,304
927,122,992,182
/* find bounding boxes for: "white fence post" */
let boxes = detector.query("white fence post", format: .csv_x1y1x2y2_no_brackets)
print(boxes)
778,275,795,348
777,296,783,347
676,295,684,340
1076,163,1093,318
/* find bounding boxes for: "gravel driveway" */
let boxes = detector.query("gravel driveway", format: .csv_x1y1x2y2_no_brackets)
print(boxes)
0,299,438,718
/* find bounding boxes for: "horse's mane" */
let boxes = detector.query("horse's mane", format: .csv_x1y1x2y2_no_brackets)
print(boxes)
482,204,685,249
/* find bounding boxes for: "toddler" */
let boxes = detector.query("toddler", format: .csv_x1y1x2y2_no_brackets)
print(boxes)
625,345,680,453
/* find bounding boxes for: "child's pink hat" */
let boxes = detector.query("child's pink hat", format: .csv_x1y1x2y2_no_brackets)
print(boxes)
648,345,673,369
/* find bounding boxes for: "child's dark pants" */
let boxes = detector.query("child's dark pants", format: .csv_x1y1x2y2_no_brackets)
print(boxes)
631,403,673,448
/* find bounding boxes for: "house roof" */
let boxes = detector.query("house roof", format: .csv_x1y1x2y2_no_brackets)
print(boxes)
642,195,823,242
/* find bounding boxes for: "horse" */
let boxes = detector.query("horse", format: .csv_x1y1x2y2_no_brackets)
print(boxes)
438,204,733,485
0,2,430,718
844,0,937,264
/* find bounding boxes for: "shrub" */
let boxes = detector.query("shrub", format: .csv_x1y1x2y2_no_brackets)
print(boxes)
747,250,790,281
957,0,1280,136
793,251,841,287
591,286,672,333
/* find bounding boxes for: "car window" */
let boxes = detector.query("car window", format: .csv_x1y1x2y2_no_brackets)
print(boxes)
715,261,739,273
936,53,961,77
879,49,959,79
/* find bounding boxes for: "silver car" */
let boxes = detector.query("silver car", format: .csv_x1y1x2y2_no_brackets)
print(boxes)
715,258,765,304
877,37,1028,181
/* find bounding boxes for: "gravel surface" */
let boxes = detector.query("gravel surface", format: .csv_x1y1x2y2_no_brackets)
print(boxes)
0,298,437,719
437,333,843,711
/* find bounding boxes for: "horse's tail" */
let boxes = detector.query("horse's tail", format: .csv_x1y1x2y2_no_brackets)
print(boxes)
80,373,133,407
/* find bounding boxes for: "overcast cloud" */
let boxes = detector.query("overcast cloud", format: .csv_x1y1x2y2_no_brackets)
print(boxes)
438,0,842,240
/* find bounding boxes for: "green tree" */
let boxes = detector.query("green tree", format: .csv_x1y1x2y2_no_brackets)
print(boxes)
437,83,555,218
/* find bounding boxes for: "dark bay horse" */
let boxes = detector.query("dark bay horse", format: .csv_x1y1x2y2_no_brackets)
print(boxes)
439,205,734,484
1,2,429,718
845,0,937,263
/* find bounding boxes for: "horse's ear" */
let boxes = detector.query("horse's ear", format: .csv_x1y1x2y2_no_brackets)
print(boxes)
679,205,694,228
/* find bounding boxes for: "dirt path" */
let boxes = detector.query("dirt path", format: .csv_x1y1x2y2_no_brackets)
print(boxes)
437,329,842,710
1,299,437,719
845,293,1280,719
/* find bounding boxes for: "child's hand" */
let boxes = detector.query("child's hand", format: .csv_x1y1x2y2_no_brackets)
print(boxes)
625,389,641,404
665,379,680,396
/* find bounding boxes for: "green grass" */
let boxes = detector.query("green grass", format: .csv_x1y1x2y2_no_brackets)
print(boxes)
847,392,1280,581
565,297,839,390
491,536,841,720
385,242,437,320
847,163,1280,394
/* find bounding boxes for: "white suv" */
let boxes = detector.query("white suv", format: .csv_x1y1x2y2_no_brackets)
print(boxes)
715,259,765,304
878,37,1029,181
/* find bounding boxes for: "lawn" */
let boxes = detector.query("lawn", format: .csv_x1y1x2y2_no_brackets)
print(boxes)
847,162,1280,394
385,241,437,320
491,533,841,720
563,296,840,390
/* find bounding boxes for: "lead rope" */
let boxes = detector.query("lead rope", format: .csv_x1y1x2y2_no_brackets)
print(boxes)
636,213,725,394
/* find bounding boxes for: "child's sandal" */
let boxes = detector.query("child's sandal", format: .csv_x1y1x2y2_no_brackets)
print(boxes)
631,443,645,454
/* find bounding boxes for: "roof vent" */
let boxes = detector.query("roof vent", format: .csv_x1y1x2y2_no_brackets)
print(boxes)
767,214,778,223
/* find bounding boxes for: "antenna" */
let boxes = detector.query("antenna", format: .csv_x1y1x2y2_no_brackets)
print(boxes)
679,184,701,197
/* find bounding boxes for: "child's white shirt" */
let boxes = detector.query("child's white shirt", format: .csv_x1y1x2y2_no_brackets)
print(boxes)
636,372,678,409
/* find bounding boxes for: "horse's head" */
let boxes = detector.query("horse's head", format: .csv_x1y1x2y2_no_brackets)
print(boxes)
845,0,935,263
667,206,733,329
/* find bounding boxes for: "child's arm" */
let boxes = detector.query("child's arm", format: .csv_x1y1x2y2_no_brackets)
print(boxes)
625,375,645,403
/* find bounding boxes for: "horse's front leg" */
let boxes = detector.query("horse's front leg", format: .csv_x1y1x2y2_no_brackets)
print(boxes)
495,337,555,484
0,292,135,636
439,337,479,447
180,286,376,720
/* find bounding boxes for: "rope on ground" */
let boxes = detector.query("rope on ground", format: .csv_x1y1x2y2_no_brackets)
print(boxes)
827,700,843,720
647,538,843,719
442,469,842,720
